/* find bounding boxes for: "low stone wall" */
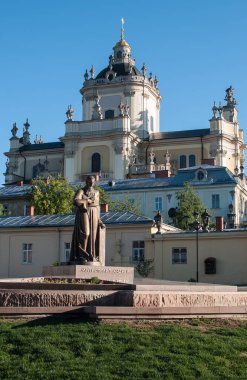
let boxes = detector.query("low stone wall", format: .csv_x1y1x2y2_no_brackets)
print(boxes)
0,289,133,307
133,291,247,308
0,279,247,318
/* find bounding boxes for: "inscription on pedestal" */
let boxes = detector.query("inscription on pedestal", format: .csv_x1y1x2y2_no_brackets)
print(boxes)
42,265,134,284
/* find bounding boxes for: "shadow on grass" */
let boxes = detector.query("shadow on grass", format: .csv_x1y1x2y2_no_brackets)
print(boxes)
11,308,101,329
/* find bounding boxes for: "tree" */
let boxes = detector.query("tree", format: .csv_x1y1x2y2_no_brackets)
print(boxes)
135,259,154,277
96,187,142,214
95,186,112,206
29,175,75,215
110,194,141,214
172,182,205,230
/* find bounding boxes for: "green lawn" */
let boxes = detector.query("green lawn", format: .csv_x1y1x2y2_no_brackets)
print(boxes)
0,318,246,380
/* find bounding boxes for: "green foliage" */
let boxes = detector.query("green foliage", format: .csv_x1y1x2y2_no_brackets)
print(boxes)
135,259,154,277
96,186,142,214
110,195,141,214
52,261,60,266
0,319,246,379
173,182,205,230
90,276,101,284
0,204,11,217
30,175,75,215
94,186,112,206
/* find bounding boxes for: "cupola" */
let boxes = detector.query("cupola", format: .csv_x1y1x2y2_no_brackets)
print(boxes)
112,18,134,65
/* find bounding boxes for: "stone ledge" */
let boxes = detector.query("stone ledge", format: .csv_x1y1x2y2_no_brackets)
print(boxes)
1,306,247,319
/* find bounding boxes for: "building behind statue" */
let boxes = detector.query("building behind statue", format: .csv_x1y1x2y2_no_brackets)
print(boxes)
2,24,247,226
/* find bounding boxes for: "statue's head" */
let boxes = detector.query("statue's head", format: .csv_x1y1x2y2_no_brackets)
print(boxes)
86,175,95,187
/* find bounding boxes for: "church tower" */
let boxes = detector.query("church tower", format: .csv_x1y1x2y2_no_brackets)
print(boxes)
80,19,161,138
63,20,161,182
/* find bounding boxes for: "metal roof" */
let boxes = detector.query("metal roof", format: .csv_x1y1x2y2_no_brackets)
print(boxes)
99,178,172,191
150,128,210,140
0,165,237,201
96,63,142,79
98,166,236,191
19,142,64,152
0,211,153,229
0,184,32,198
170,165,237,187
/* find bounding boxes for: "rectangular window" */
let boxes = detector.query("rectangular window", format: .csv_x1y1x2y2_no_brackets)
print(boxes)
212,194,220,209
3,204,8,216
172,248,187,264
154,197,163,211
22,243,32,264
64,242,71,262
132,241,145,262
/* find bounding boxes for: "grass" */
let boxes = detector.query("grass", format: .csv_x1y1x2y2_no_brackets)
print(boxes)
0,318,246,380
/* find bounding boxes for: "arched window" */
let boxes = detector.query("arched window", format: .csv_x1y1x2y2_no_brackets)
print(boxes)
105,109,114,119
117,51,122,59
91,153,101,173
189,154,196,167
180,155,187,169
204,257,216,274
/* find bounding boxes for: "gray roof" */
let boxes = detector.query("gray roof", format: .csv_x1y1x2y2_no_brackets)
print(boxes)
150,128,210,140
99,166,236,191
0,184,32,198
19,142,64,152
170,165,237,187
0,211,153,229
0,165,236,201
99,178,172,191
96,63,142,79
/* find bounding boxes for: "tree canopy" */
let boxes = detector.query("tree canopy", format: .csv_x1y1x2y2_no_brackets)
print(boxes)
172,182,205,230
30,175,75,215
110,195,141,215
29,177,142,216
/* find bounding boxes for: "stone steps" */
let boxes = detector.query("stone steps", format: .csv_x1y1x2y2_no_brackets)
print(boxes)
1,305,247,320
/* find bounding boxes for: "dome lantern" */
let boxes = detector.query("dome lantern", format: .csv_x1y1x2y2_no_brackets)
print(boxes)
113,18,133,65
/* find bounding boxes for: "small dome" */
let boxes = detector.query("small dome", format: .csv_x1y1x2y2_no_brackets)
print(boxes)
114,39,130,48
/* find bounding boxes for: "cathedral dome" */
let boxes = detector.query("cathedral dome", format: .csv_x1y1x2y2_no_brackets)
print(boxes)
96,63,142,79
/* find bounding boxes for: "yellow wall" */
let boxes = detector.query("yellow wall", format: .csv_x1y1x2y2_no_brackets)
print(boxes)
146,231,247,285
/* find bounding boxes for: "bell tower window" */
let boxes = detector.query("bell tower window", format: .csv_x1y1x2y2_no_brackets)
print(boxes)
105,110,114,119
117,51,122,59
91,153,101,173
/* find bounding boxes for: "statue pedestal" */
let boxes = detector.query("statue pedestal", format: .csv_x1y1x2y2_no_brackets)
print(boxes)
42,265,134,284
85,260,101,266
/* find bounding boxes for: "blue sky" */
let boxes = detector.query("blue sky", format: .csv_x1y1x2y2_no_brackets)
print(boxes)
1,0,247,185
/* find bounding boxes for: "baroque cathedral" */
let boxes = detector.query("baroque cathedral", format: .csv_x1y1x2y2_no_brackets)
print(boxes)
4,22,246,185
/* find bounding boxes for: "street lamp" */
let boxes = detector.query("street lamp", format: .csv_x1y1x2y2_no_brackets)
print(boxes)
192,209,211,282
193,211,201,283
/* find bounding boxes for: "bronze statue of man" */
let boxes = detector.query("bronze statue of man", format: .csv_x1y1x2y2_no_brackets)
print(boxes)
70,175,103,263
